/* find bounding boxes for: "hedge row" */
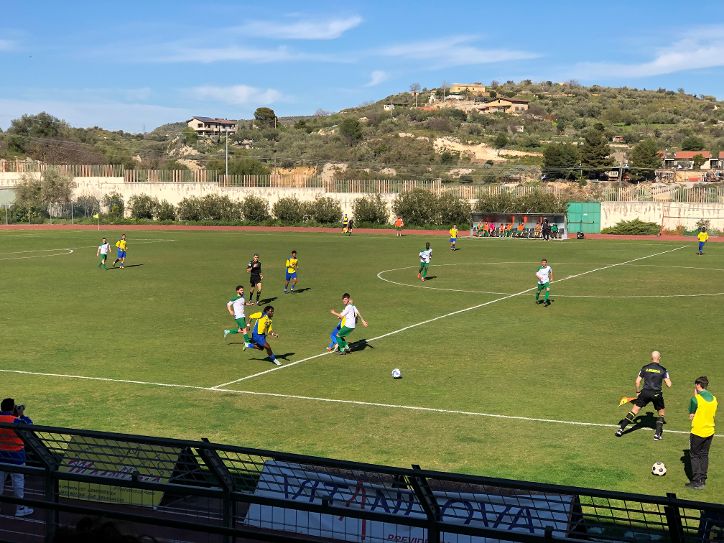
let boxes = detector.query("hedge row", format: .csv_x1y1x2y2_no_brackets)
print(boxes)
8,189,565,227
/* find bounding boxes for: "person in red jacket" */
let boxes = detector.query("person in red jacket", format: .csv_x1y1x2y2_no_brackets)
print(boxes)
0,398,33,517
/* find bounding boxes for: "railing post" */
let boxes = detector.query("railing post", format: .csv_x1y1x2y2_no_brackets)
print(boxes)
199,438,236,543
409,465,440,543
664,492,684,543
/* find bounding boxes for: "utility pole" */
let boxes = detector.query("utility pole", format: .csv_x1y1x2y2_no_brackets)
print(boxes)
225,131,229,183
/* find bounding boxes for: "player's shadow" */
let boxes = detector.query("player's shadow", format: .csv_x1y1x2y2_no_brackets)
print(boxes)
110,264,144,270
259,296,277,304
292,288,311,294
424,275,437,281
620,411,656,436
250,352,294,362
680,449,693,482
350,339,373,352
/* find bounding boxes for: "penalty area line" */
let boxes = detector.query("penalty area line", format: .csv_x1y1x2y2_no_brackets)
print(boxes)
212,244,687,388
0,369,717,437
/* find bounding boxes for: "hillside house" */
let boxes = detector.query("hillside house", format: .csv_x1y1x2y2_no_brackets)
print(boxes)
449,83,487,96
478,98,529,114
186,116,238,136
663,151,722,170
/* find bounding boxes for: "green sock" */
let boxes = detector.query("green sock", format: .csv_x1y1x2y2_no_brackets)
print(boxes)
227,329,238,335
243,333,250,343
544,290,550,301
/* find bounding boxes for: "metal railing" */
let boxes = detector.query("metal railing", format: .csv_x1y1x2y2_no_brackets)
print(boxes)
0,422,721,543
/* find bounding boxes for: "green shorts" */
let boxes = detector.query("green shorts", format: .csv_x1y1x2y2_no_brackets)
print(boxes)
537,282,550,291
235,317,247,329
419,262,429,270
338,326,354,338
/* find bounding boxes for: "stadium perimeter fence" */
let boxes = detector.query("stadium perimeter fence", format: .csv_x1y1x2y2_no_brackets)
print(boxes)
0,423,721,543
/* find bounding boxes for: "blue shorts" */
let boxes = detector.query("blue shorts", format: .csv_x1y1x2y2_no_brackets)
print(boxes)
449,237,457,243
117,250,126,258
251,333,267,347
285,271,297,281
699,241,705,251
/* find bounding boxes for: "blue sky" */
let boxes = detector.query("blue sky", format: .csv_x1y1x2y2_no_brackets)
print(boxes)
1,1,723,132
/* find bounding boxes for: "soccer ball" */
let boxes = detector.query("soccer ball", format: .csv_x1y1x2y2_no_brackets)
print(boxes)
651,462,667,476
391,368,402,379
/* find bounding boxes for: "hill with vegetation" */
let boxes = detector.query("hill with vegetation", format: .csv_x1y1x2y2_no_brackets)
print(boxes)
0,81,721,182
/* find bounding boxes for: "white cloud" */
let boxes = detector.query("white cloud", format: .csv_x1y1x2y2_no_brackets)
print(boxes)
239,15,362,40
380,35,538,68
0,39,17,51
0,98,188,132
155,44,299,63
573,25,724,78
189,85,282,105
365,70,388,87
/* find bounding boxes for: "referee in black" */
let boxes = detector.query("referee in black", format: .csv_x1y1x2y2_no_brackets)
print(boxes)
616,351,672,440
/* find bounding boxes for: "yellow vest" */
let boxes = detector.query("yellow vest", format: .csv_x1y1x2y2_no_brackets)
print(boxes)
691,394,717,438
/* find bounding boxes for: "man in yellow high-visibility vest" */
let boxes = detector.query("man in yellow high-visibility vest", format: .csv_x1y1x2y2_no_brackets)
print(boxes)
686,376,717,490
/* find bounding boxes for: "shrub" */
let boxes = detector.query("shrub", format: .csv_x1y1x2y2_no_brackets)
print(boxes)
272,197,306,223
601,219,660,235
128,194,159,220
393,188,439,226
198,195,240,221
241,195,270,223
176,197,202,221
156,200,176,221
475,191,517,214
437,192,471,225
72,195,100,218
309,196,342,224
352,194,389,225
102,192,125,219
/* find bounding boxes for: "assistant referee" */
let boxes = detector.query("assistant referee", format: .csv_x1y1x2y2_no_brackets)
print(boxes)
616,351,672,440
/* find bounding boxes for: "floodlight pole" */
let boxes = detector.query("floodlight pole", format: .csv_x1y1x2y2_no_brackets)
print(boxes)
225,132,229,183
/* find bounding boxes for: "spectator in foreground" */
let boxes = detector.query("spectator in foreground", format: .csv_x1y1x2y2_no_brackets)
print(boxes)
0,397,33,517
687,376,717,490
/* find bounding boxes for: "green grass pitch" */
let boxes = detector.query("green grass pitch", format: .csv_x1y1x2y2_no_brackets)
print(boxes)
0,229,721,502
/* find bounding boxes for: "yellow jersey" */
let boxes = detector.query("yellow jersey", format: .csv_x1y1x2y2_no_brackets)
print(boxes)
285,257,298,274
449,228,458,239
253,314,273,336
115,239,127,250
697,231,709,243
690,391,717,438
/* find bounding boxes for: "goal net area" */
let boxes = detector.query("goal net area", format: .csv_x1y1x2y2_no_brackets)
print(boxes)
470,212,568,239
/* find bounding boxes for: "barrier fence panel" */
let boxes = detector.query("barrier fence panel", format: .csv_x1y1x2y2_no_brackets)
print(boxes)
0,423,721,543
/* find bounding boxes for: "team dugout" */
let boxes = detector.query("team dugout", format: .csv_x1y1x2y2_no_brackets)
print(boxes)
470,212,567,239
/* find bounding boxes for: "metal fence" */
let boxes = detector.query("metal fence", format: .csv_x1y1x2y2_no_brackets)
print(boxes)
0,423,721,543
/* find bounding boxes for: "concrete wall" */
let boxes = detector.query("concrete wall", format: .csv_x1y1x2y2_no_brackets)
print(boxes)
601,201,724,230
3,172,723,227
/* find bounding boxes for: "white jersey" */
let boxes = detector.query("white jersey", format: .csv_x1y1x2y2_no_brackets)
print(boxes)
99,243,110,255
419,248,432,263
227,295,246,319
536,265,552,284
340,304,357,329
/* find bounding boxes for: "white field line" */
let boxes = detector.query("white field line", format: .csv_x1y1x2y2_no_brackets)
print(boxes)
0,249,74,261
212,245,686,388
630,264,724,272
0,369,718,438
0,239,174,261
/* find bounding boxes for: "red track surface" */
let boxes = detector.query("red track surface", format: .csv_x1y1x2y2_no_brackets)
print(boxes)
0,223,719,242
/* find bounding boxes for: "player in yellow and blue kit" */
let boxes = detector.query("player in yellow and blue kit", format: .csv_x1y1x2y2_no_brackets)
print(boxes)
283,250,298,293
112,234,127,269
697,228,709,255
248,306,280,365
449,225,458,251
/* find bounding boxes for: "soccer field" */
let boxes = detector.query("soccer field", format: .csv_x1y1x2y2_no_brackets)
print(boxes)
1,228,722,502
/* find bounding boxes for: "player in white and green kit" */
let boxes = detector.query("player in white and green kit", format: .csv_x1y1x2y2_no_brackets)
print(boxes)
96,237,110,270
535,258,553,306
224,285,252,349
418,242,432,282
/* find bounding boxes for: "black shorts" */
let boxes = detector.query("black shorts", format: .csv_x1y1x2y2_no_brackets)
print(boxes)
250,275,262,287
634,389,665,411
